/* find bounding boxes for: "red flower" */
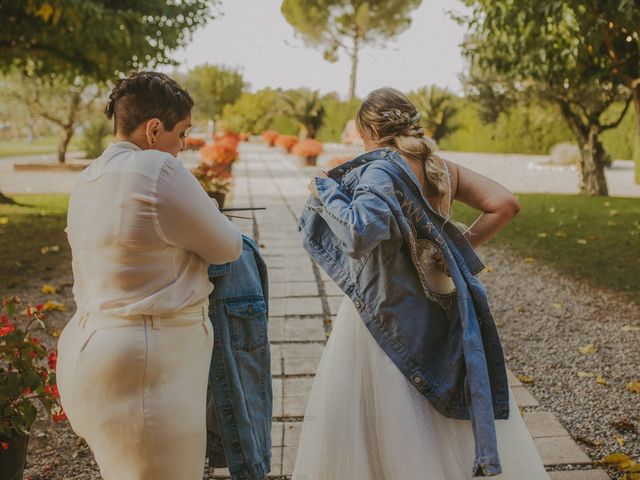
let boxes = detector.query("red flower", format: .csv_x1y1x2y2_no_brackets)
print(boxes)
32,337,40,345
35,304,44,312
52,412,67,423
24,387,31,396
1,442,8,450
48,351,58,370
0,314,8,325
0,324,15,336
26,306,32,318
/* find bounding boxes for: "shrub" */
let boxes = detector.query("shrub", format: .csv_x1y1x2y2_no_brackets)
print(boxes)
185,137,206,151
80,117,112,159
200,140,239,166
274,134,298,152
261,130,279,147
292,139,324,158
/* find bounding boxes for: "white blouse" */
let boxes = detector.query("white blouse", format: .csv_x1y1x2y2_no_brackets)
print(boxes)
66,141,242,316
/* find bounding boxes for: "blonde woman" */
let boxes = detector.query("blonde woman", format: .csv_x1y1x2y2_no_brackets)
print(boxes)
57,72,242,479
294,88,550,479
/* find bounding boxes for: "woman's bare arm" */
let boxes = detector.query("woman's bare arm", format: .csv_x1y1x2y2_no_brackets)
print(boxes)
445,160,520,248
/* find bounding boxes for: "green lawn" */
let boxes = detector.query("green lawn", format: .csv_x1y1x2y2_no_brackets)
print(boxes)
454,193,640,304
1,193,639,305
0,195,70,294
0,138,81,159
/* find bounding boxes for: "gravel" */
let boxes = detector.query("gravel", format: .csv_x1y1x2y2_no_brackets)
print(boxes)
477,244,640,479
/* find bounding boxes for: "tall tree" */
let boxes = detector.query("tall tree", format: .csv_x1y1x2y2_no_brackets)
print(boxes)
456,1,632,195
0,0,217,202
182,65,247,122
409,86,460,144
281,0,422,99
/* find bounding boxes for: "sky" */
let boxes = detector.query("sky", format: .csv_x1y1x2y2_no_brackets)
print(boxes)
170,0,471,99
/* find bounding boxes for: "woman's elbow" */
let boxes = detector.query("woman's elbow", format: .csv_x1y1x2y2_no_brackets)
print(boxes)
498,195,521,219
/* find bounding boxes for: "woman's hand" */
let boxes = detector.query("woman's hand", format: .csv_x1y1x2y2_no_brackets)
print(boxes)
307,171,328,199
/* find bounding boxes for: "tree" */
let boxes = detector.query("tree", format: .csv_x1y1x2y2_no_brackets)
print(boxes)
0,0,217,202
0,74,103,163
281,89,326,139
540,1,640,183
221,89,282,134
182,65,247,122
281,0,422,99
0,1,214,80
409,86,460,144
456,1,632,195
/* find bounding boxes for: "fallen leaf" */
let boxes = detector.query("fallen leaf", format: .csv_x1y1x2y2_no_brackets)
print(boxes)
577,371,595,378
517,374,535,384
524,257,535,263
609,209,619,216
607,220,617,226
555,231,567,237
626,381,640,394
596,375,609,385
484,265,493,273
616,435,626,447
42,301,65,312
548,206,556,213
41,284,58,295
578,343,598,354
612,419,637,434
599,453,632,465
0,217,8,225
603,201,611,207
621,325,640,332
578,436,602,447
40,245,60,255
537,232,548,238
551,302,563,309
577,238,588,245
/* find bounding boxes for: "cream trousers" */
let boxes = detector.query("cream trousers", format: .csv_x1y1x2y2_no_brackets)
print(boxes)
57,304,214,480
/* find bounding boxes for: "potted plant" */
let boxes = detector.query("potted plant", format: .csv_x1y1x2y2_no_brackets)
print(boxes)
260,130,279,147
200,139,239,175
184,137,206,151
192,164,233,208
274,134,298,153
291,139,324,167
0,297,65,480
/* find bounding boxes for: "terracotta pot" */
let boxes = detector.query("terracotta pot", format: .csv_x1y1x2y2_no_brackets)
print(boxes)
207,192,226,208
0,433,29,480
300,155,318,167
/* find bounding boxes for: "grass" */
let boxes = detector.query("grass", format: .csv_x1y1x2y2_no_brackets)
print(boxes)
0,137,81,159
1,193,639,305
0,195,70,294
453,193,640,304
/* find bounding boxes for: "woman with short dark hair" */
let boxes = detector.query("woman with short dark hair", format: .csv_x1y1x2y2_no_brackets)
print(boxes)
57,71,243,479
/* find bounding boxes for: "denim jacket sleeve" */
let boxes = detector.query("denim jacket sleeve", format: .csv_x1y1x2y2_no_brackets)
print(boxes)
313,167,398,259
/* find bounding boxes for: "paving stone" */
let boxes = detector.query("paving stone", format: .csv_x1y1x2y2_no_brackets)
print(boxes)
271,344,283,376
282,343,325,359
268,317,285,342
507,368,523,387
282,446,297,475
284,317,326,341
548,470,610,480
534,437,592,465
323,280,345,296
284,297,324,316
283,396,309,417
284,377,314,398
271,422,284,447
284,356,321,375
522,412,570,438
269,268,316,283
283,422,302,447
512,385,540,407
269,282,319,298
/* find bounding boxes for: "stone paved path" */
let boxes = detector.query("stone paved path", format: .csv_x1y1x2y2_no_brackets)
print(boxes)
207,143,610,479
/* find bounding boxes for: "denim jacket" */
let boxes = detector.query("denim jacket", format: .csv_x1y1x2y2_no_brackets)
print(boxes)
298,148,510,477
206,236,272,480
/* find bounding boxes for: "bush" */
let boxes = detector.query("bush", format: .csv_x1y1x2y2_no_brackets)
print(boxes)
80,117,111,159
274,134,298,152
261,130,279,147
292,139,323,157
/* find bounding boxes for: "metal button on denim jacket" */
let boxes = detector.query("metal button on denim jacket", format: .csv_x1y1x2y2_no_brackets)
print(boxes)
206,236,272,480
298,148,510,477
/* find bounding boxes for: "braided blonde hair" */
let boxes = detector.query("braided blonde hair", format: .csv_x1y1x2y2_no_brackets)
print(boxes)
355,88,449,207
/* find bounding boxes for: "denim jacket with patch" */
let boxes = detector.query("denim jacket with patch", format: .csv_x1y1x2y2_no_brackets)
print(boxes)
206,236,272,480
298,148,510,477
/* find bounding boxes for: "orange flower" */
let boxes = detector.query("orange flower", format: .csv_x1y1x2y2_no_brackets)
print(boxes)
275,135,298,152
261,130,279,146
0,324,15,336
292,139,324,157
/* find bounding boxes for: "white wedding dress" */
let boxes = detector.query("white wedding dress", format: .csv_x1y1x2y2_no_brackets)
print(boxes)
292,295,551,480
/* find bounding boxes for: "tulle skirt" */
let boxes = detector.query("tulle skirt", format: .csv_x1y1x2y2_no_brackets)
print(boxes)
292,296,550,480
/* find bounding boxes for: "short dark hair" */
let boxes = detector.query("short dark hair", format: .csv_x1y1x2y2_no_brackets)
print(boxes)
105,71,194,135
